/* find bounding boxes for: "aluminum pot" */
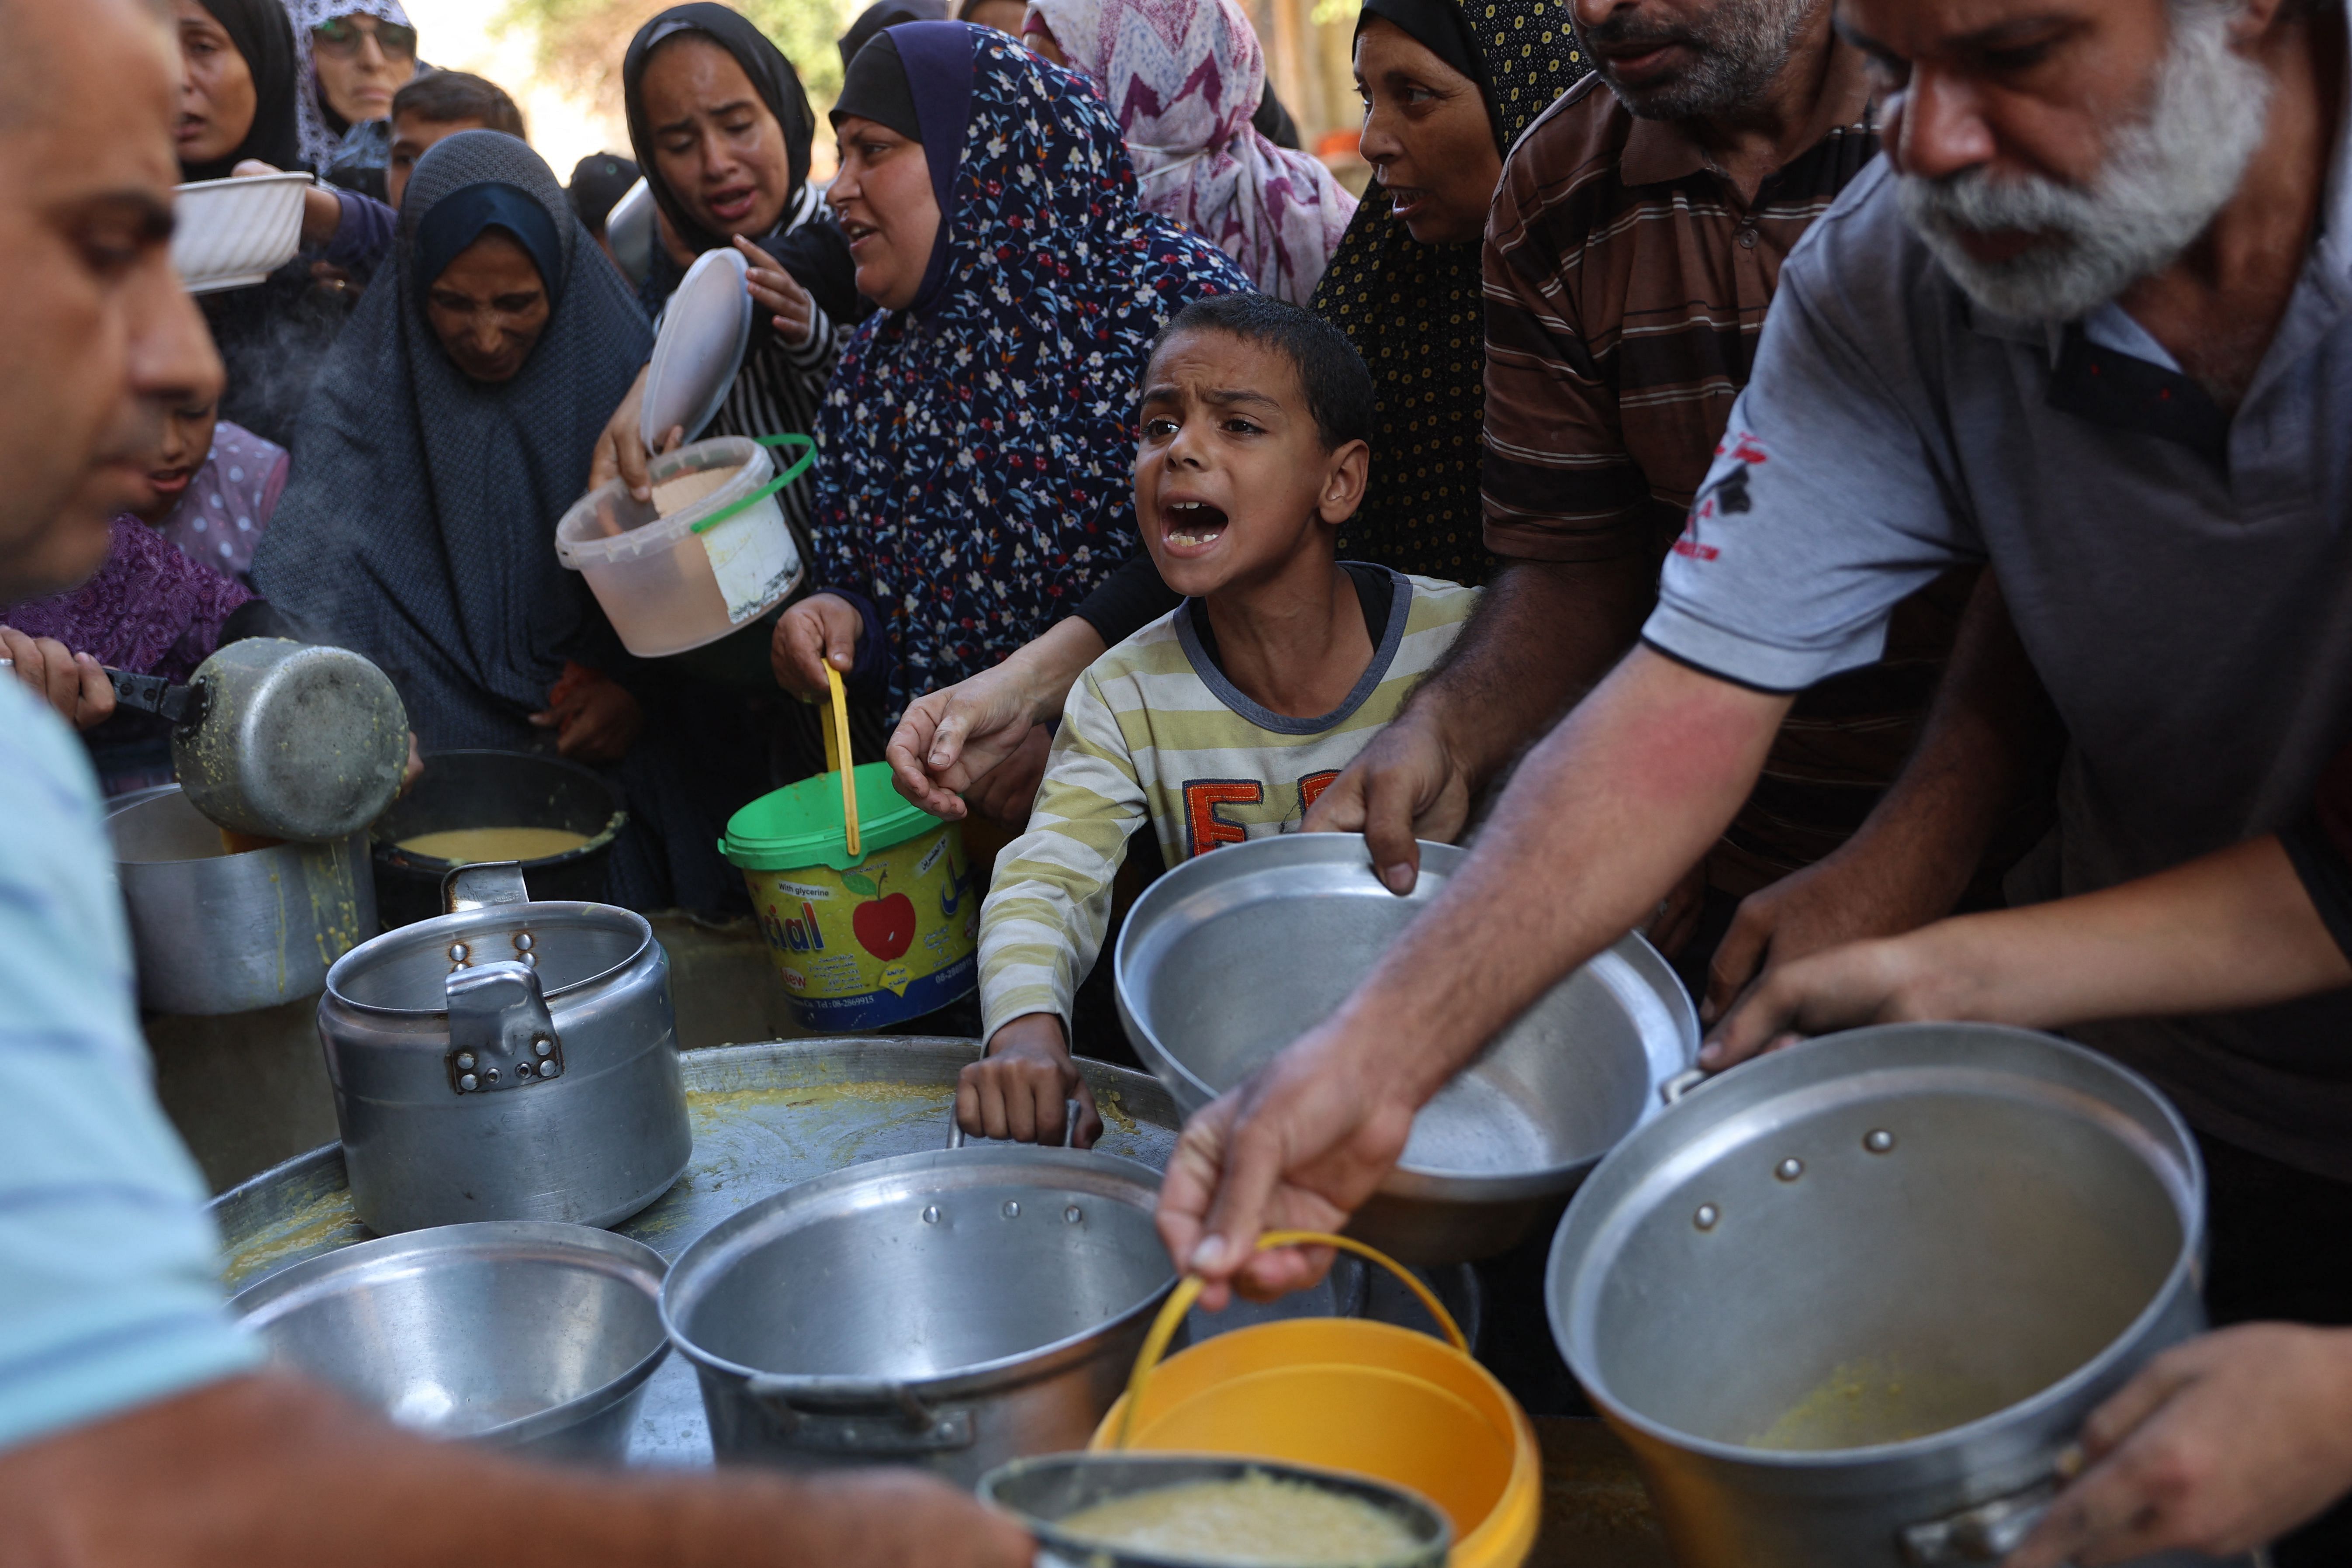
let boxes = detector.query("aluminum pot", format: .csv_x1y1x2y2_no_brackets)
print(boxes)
1117,833,1695,1263
371,749,626,929
981,1453,1452,1568
317,862,691,1235
664,1143,1176,1485
109,785,375,1015
231,1221,668,1461
1546,1023,2238,1568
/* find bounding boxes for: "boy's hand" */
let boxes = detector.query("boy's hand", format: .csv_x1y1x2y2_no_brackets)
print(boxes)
773,594,862,699
958,1014,1102,1147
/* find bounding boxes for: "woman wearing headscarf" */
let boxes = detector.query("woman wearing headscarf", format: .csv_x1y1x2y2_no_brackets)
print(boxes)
253,132,758,911
287,0,421,199
1022,0,1353,305
880,0,1584,820
173,0,398,448
590,5,863,582
765,22,1249,734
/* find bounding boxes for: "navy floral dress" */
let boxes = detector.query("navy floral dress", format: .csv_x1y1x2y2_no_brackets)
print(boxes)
811,23,1251,722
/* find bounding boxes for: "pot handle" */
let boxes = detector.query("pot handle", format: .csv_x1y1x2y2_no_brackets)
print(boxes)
443,959,564,1094
945,1099,1085,1150
1660,1066,1708,1105
740,1373,975,1454
443,860,531,914
1898,1474,2061,1564
1107,1230,1468,1451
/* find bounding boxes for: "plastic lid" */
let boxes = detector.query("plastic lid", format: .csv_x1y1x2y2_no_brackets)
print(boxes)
719,762,947,872
641,246,752,451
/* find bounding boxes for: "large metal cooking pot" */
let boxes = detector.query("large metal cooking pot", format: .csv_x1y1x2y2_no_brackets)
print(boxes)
663,1142,1175,1485
109,784,375,1014
1546,1023,2238,1568
318,862,691,1235
1117,833,1695,1262
231,1221,668,1461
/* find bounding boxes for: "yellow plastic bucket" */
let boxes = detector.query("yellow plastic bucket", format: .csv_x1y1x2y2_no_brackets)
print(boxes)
1092,1232,1541,1568
718,754,979,1031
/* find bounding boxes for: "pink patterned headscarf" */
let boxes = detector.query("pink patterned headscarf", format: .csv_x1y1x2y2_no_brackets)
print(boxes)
1027,0,1355,305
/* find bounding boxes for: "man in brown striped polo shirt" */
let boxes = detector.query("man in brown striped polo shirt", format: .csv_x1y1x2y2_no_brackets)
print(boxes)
1309,0,1998,997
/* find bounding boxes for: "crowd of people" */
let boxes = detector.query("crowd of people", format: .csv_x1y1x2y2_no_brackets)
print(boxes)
5,0,2352,1560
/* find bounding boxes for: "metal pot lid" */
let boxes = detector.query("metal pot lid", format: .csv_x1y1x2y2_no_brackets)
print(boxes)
1545,1023,2205,1467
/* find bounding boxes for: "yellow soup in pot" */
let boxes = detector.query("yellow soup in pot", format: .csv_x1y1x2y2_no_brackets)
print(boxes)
1054,1474,1423,1566
396,827,592,864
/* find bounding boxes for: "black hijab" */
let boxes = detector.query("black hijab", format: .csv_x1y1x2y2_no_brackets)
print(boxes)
837,0,947,71
181,0,304,182
622,5,816,257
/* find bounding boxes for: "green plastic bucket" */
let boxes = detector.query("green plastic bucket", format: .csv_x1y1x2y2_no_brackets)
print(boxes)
719,762,980,1031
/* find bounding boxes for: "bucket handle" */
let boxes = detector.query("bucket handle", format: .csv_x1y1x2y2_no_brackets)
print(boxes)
824,665,861,858
686,432,816,536
1109,1229,1468,1450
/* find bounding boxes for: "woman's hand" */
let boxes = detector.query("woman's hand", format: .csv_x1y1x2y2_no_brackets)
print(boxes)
886,618,1105,818
957,1014,1101,1148
771,593,863,699
0,626,114,731
531,663,643,763
589,364,681,504
2006,1325,2352,1567
235,159,341,248
734,235,815,347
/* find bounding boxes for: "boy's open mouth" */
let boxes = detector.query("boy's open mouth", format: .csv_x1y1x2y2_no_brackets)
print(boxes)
1163,498,1228,549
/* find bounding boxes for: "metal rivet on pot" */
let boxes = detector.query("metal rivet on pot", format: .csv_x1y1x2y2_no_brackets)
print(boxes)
514,1063,533,1079
533,1036,553,1058
921,1205,940,1225
1001,1200,1020,1219
1064,1205,1082,1224
458,1073,478,1091
447,941,469,964
513,931,534,952
1776,1157,1804,1182
456,1051,475,1070
1865,1129,1895,1153
1694,1203,1719,1230
539,1060,559,1078
484,1068,499,1083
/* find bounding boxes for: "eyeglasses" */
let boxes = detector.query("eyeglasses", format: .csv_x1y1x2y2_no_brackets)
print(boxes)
311,16,419,61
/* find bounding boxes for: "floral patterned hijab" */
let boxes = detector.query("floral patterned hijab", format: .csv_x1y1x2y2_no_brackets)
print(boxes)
284,0,415,173
1027,0,1355,305
810,23,1249,720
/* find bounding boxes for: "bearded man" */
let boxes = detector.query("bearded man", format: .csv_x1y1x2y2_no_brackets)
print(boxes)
1162,0,2352,1558
1306,0,2026,1001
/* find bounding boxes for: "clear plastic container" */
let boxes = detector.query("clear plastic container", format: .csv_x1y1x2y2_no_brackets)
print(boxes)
554,434,809,658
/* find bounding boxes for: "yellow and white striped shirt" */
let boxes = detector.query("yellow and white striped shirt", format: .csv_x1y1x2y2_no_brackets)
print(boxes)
979,568,1479,1041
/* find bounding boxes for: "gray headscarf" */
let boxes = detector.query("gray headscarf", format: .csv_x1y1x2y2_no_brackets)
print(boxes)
252,131,653,749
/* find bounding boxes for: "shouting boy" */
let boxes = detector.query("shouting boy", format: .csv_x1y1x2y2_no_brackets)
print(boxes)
959,295,1478,1146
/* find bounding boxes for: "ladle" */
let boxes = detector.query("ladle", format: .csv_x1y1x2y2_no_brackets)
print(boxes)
107,637,408,843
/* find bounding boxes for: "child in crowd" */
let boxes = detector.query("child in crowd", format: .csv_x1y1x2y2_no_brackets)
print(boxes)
132,394,287,580
959,294,1478,1146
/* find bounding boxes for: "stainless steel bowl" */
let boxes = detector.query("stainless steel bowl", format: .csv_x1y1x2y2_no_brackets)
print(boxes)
982,1453,1452,1568
230,1221,670,1461
1115,833,1696,1262
664,1145,1176,1484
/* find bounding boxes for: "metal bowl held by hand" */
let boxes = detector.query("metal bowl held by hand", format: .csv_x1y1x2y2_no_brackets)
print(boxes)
319,862,692,1235
981,1453,1451,1568
1546,1023,2234,1568
231,1222,670,1462
663,1144,1176,1486
1115,833,1696,1263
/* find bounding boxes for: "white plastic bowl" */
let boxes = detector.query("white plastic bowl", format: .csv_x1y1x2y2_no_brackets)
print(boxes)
555,435,804,658
173,172,311,294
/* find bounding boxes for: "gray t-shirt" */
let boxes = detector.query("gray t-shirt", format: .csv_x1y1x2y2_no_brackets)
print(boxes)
1643,148,2352,1180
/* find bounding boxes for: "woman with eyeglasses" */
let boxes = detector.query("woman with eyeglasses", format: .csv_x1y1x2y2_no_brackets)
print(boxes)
287,0,421,200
